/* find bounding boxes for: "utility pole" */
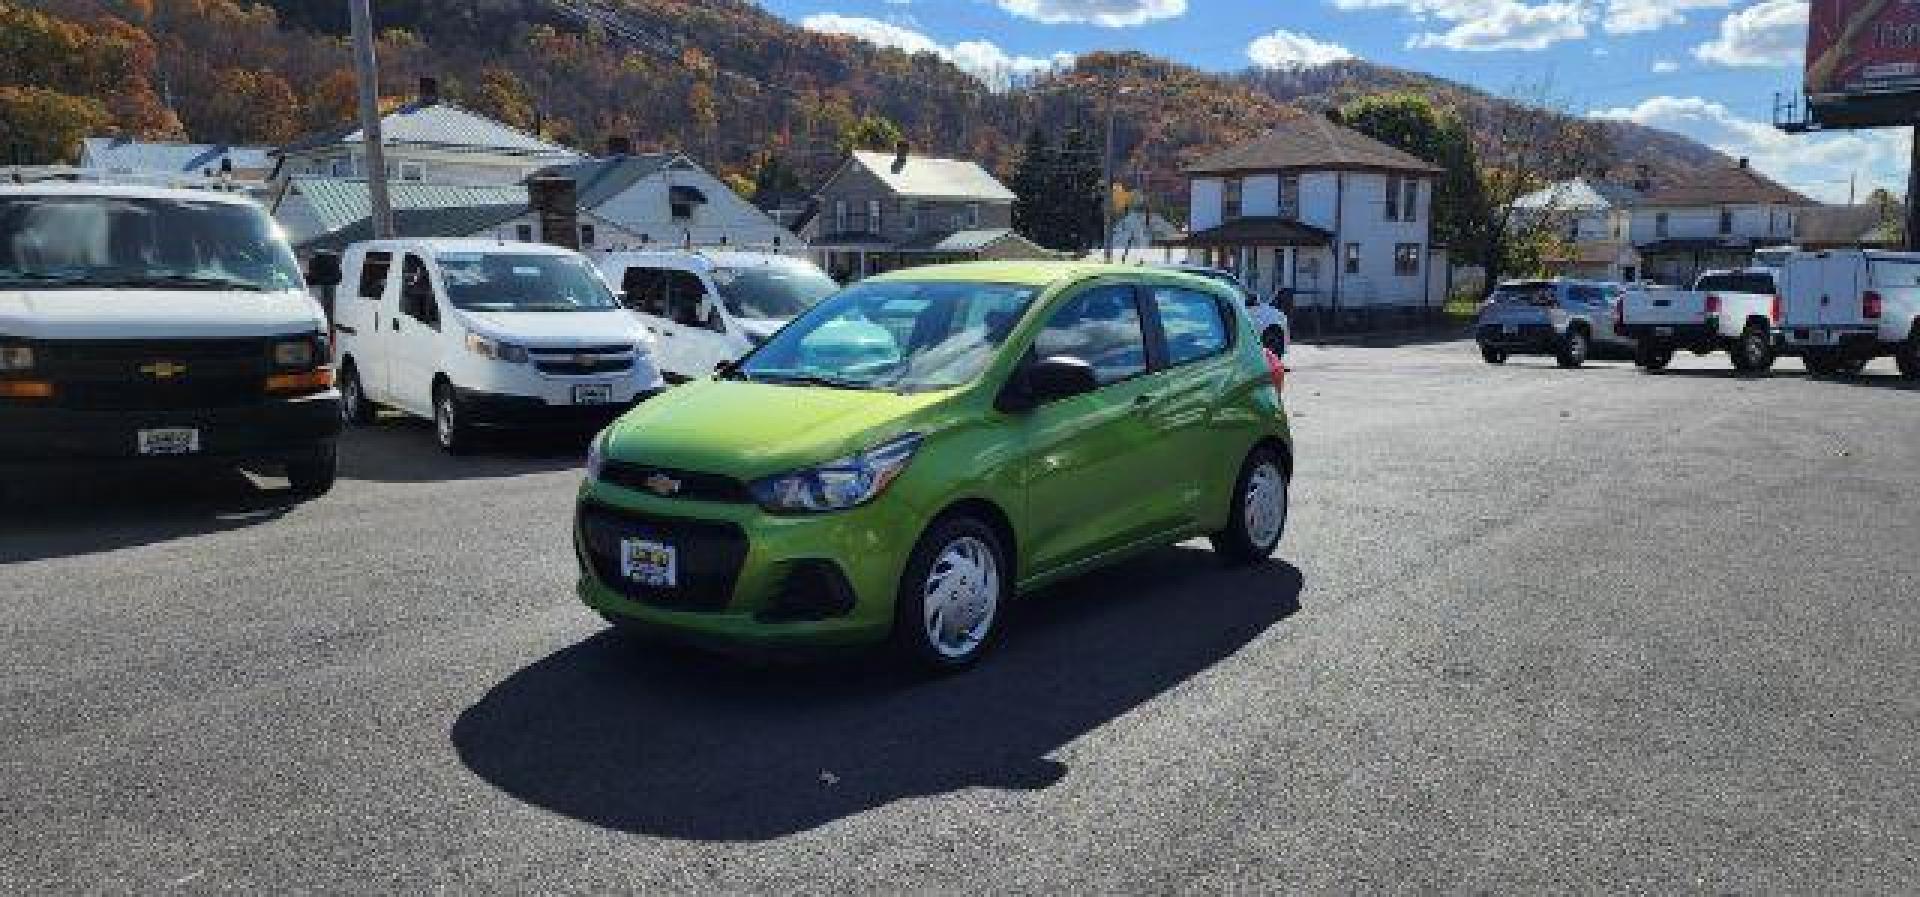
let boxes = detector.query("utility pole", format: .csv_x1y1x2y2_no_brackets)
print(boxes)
349,0,393,239
1102,93,1117,263
1907,124,1919,251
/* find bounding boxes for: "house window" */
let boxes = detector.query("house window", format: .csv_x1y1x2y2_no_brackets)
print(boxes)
1394,243,1420,277
906,203,920,232
330,157,354,177
1719,208,1733,235
1655,212,1670,238
867,199,882,234
967,203,981,228
400,162,424,181
1386,175,1401,221
1223,178,1243,221
1611,217,1623,240
1344,243,1361,275
672,198,695,221
1402,178,1419,224
834,200,848,233
515,224,533,242
579,224,596,248
1567,218,1581,241
1279,176,1300,220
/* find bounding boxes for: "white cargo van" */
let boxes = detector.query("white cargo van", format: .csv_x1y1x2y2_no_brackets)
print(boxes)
1778,249,1920,377
597,251,838,381
0,184,341,497
318,239,663,453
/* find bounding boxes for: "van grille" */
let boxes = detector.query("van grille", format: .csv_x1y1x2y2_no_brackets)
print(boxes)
33,338,274,411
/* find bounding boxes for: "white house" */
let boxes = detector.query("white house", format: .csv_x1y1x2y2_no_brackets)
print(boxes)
1510,177,1644,282
1101,211,1185,265
77,138,274,188
1172,114,1444,317
528,146,800,254
270,77,579,188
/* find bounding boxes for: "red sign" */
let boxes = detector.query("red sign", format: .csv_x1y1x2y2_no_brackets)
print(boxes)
1807,0,1920,99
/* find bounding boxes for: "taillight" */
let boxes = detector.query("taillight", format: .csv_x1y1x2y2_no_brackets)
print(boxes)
1704,294,1721,315
1864,291,1883,319
1263,347,1287,394
1771,295,1783,323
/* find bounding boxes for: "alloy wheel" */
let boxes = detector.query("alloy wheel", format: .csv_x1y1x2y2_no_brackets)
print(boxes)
921,535,999,660
435,394,455,448
1244,461,1286,549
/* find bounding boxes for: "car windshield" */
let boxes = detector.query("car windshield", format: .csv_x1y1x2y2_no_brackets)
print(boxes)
711,260,839,320
736,280,1038,392
0,195,302,293
1491,284,1558,306
436,252,621,312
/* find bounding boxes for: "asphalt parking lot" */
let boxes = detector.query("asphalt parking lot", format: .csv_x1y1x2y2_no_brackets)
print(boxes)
4,341,1918,892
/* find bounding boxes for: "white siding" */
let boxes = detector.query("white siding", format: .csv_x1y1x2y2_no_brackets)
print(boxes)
1297,173,1339,231
1242,175,1280,218
589,166,800,251
1190,178,1224,231
1328,172,1432,308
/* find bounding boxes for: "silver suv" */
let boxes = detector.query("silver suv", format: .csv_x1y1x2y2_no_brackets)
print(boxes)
1475,279,1633,368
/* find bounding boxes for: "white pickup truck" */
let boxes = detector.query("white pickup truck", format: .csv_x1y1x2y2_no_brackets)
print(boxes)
1618,269,1781,372
1777,249,1920,378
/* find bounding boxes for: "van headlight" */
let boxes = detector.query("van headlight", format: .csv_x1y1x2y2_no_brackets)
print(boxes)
272,336,322,368
749,433,922,513
0,344,34,372
466,333,530,363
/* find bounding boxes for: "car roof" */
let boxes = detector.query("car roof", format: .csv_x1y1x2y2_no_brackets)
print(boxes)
0,183,260,205
867,260,1221,291
351,238,579,257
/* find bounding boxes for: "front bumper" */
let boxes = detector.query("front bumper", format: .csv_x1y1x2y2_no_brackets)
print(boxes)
573,482,916,652
0,391,342,470
456,386,662,431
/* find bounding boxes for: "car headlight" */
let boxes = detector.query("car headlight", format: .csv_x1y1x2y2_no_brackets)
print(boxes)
585,428,609,481
749,433,923,513
272,337,317,368
466,333,530,364
0,344,34,372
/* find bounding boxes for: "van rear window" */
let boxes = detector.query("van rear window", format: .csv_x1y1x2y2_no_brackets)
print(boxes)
1694,273,1774,295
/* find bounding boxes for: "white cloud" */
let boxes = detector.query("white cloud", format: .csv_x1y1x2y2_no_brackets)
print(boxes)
996,0,1187,27
1247,29,1356,70
1592,95,1909,202
1652,59,1680,73
1693,0,1807,67
1331,0,1591,52
801,14,1073,87
1602,0,1737,35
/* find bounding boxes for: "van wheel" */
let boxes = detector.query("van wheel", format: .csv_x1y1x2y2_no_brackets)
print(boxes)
433,382,476,455
286,444,338,498
1731,326,1775,373
1479,346,1507,364
1556,328,1589,368
338,362,376,425
1262,326,1288,356
1896,333,1920,380
892,515,1009,673
1211,447,1288,565
1634,342,1673,371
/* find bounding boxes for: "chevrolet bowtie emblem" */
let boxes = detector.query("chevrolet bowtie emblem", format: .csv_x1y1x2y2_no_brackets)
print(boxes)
643,473,683,497
139,361,188,379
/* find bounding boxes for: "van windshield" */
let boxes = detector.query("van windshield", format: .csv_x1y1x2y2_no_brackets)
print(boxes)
712,260,839,320
0,195,302,292
736,280,1037,392
436,252,621,312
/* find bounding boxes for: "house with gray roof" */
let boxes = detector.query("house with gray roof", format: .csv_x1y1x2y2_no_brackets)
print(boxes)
801,144,1056,280
271,178,530,249
526,145,799,254
1510,177,1645,282
271,78,578,189
78,138,274,184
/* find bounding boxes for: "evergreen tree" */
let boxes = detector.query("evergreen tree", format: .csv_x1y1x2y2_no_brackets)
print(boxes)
1059,128,1105,254
1009,128,1057,246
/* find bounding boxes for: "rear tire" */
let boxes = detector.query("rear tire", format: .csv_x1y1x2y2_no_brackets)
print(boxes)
1730,326,1775,373
1896,332,1920,380
433,381,476,455
1211,447,1289,565
1479,346,1507,365
1634,342,1673,371
1837,357,1870,376
286,444,338,498
891,515,1009,673
1555,328,1589,368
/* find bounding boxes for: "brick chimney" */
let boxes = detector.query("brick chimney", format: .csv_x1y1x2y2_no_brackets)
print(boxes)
607,135,633,157
418,76,440,105
893,140,910,174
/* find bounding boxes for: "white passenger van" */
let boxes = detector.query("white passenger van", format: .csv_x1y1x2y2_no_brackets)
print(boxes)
596,251,838,382
0,184,341,497
1778,249,1920,378
317,239,663,453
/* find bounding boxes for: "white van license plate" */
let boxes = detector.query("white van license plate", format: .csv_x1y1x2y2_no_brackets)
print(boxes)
137,428,200,456
572,384,614,405
620,538,678,587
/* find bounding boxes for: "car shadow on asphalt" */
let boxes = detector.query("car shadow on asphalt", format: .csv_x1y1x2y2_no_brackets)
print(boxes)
337,417,590,484
0,467,295,564
450,546,1304,842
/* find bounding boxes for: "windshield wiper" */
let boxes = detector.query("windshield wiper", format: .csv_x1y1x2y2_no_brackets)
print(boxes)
749,371,875,390
90,275,270,292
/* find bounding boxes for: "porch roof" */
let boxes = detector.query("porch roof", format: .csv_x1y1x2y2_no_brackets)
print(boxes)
1163,217,1332,248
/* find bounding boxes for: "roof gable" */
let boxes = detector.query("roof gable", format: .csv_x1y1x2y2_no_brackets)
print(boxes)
1513,177,1644,212
80,138,273,174
841,151,1016,202
532,153,686,208
1639,165,1814,207
1186,115,1443,176
279,101,578,159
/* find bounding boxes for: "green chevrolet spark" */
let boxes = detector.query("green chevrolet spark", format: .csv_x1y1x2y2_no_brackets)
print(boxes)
576,261,1292,670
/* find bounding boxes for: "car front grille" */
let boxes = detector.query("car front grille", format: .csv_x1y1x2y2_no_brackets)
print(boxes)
599,461,752,504
32,338,274,411
577,502,748,612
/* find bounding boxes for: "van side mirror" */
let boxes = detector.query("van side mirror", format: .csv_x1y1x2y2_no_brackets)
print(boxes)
306,252,342,288
999,355,1098,413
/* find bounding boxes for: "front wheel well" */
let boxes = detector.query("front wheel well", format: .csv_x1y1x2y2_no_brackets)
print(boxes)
1743,315,1772,333
929,497,1019,582
1253,437,1294,481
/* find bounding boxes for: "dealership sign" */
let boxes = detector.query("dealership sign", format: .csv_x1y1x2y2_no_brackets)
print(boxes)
1806,0,1920,125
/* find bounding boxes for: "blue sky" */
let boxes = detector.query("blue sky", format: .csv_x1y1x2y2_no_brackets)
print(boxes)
757,0,1911,202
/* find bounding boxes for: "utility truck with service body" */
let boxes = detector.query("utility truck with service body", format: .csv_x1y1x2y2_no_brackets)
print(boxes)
1777,249,1920,378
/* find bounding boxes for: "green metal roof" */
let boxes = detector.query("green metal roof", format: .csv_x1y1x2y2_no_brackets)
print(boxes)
296,203,529,254
285,178,529,235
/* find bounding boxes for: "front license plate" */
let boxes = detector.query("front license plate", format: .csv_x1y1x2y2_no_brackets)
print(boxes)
620,538,678,588
1654,326,1674,337
1502,324,1518,335
137,427,200,456
572,383,614,405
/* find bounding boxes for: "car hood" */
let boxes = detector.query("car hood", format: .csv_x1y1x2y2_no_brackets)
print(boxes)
605,378,949,478
459,309,647,348
0,288,324,340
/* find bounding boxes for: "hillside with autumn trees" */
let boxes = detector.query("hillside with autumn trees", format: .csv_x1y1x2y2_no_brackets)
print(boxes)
3,0,1728,215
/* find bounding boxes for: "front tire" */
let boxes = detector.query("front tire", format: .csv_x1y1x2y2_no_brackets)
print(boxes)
286,444,338,498
339,361,377,425
1556,328,1589,368
1635,342,1673,372
433,382,476,455
1480,345,1507,364
891,516,1010,672
1211,447,1289,565
1896,332,1920,380
1731,326,1775,373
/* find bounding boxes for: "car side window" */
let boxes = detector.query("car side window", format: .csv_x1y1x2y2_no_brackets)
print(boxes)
621,266,668,316
1033,284,1147,386
400,254,439,328
1150,287,1233,366
357,251,392,300
665,270,711,328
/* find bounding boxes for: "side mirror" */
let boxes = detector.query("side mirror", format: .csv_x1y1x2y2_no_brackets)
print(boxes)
306,252,342,288
999,355,1098,413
